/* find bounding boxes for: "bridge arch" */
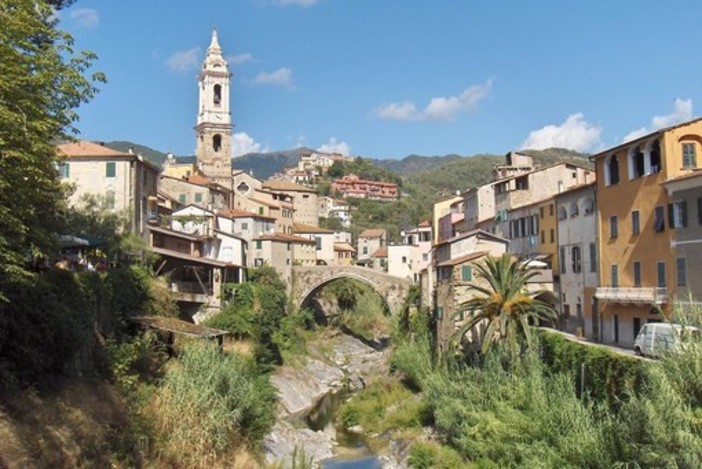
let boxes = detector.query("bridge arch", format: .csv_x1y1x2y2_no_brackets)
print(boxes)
291,266,411,315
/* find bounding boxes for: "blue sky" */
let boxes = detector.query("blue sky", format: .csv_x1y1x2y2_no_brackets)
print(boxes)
59,0,702,160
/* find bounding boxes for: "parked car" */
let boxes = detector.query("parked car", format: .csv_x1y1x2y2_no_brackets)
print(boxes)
634,322,699,357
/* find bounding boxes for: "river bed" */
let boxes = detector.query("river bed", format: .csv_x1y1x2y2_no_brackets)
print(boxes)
263,331,402,468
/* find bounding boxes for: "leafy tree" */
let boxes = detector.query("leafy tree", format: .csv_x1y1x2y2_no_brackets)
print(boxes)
0,0,105,300
452,254,557,356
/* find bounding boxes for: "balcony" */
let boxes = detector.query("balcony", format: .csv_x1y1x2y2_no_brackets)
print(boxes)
594,287,668,305
171,281,211,304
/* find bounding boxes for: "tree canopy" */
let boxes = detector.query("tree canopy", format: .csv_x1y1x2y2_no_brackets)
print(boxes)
0,0,104,299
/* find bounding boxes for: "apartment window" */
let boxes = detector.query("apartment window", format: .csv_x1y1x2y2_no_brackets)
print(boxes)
255,240,262,249
651,139,662,173
541,230,545,244
605,154,620,186
633,261,642,287
572,246,582,273
241,222,248,230
610,215,618,238
677,258,687,287
178,194,186,204
315,237,322,251
422,253,428,262
461,265,473,281
683,142,697,168
560,247,566,274
654,206,665,232
58,162,70,178
630,146,645,179
540,207,545,219
611,265,619,287
558,206,568,221
106,161,116,178
669,200,688,229
363,246,368,255
258,207,264,215
195,193,203,203
549,204,554,216
402,256,407,264
287,242,291,251
657,262,666,288
589,243,597,273
550,229,554,243
631,210,640,235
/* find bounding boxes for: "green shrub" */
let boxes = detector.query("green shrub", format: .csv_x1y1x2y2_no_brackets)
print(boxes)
152,342,277,464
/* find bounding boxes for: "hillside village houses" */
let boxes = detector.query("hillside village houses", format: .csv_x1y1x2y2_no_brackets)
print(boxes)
55,29,702,352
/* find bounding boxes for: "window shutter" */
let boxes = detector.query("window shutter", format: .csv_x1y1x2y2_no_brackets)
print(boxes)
682,200,688,227
462,265,472,281
668,203,674,228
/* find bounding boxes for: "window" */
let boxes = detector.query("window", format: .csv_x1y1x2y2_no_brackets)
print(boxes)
633,261,642,287
605,154,620,186
589,242,597,272
195,193,203,203
106,161,116,178
572,246,582,273
435,307,444,320
213,134,222,152
560,247,566,274
178,194,186,204
213,84,222,105
402,256,407,264
610,215,618,238
461,265,473,281
549,204,554,216
570,202,579,217
683,142,697,168
654,205,665,232
258,207,264,215
631,210,640,235
422,253,428,262
58,162,70,178
255,240,262,249
287,242,291,251
630,146,645,179
558,206,568,220
105,190,115,210
611,265,619,287
699,197,702,225
516,176,529,190
650,139,661,173
669,200,688,228
540,207,544,218
677,258,687,287
241,222,248,230
315,237,322,251
657,262,666,288
541,230,545,244
254,258,263,267
363,246,368,255
550,229,554,243
583,197,594,215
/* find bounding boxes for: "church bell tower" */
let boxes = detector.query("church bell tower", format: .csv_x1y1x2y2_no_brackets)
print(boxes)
195,30,233,187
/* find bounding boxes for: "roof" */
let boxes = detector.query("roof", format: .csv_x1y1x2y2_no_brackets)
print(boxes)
130,316,228,339
249,198,280,208
262,180,317,193
418,220,431,227
436,251,488,268
58,140,129,158
590,116,702,160
334,242,357,253
293,222,334,234
359,228,386,239
662,168,702,185
150,246,242,268
218,209,276,221
553,181,597,200
433,228,510,248
371,246,388,258
148,225,205,241
255,233,316,244
186,174,211,185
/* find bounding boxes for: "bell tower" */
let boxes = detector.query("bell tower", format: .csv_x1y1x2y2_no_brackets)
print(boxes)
195,30,233,188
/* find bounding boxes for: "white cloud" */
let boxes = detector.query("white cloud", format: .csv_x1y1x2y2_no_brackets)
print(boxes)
373,79,493,122
227,53,253,65
232,132,267,157
295,135,307,148
622,98,694,143
317,138,350,155
252,68,294,88
165,47,201,73
521,113,602,152
69,8,99,29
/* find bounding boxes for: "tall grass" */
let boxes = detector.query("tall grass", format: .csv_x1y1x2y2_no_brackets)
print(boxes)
150,343,277,466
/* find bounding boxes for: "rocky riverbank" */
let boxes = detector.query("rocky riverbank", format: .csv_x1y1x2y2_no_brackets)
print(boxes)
263,330,392,466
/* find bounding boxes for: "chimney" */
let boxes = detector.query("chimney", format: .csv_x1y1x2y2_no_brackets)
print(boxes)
128,147,134,154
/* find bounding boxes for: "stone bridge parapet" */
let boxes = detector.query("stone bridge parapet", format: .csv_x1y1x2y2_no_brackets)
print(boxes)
291,266,412,314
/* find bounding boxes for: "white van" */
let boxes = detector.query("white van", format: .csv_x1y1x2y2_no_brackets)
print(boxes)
634,323,699,357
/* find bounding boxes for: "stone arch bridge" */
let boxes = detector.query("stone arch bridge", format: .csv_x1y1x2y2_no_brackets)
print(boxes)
291,266,412,314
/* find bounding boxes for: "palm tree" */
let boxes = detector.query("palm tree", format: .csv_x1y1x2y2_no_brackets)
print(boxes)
451,253,557,356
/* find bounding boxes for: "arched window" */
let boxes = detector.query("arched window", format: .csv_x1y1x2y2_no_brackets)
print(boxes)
650,139,661,173
582,197,594,215
570,201,579,217
558,206,568,221
213,84,222,106
605,154,619,186
629,146,645,179
213,134,222,152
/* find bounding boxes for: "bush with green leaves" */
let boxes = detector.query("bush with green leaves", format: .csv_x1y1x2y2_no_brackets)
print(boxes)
152,342,277,464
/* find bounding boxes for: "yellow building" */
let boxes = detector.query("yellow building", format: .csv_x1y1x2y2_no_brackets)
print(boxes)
537,198,559,274
593,117,702,346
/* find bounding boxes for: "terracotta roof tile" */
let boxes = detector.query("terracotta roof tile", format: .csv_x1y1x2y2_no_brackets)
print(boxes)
58,140,129,158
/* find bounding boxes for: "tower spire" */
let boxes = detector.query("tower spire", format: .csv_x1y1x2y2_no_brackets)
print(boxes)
208,28,221,54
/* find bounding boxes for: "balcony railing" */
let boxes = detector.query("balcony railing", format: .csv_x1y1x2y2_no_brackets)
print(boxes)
594,286,668,304
170,281,211,304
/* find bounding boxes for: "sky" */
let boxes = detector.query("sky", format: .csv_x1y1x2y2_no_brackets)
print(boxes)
58,0,702,160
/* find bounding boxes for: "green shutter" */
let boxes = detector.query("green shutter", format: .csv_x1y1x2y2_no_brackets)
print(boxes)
462,265,472,281
106,161,116,178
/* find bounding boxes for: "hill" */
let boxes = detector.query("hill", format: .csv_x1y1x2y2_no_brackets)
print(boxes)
233,148,309,179
104,141,169,168
373,154,464,176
